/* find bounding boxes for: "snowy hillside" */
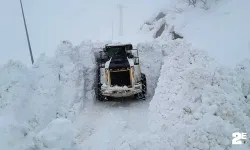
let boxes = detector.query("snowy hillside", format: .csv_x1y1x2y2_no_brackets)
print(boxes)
141,0,250,67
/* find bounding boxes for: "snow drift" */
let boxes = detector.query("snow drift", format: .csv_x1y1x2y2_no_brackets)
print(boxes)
0,41,91,150
148,40,250,150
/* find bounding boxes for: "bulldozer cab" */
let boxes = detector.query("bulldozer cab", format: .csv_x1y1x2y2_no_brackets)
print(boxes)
104,44,136,57
103,44,139,64
105,46,127,58
105,44,130,56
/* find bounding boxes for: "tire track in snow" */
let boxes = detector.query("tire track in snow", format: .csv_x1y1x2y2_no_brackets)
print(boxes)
74,100,149,149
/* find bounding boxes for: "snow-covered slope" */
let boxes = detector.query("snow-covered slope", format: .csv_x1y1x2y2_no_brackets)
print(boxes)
141,0,250,67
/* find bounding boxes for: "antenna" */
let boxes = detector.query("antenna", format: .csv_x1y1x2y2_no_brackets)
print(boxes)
112,20,114,40
118,4,126,36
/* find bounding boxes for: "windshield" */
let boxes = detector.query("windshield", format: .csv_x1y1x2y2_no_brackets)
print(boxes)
106,46,127,58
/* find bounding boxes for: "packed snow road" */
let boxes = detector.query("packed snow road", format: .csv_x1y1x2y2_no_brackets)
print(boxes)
74,99,150,149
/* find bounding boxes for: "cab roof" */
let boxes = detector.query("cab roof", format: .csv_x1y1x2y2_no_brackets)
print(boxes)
105,43,132,47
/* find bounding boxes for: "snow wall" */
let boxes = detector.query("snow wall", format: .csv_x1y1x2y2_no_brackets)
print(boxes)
148,40,250,150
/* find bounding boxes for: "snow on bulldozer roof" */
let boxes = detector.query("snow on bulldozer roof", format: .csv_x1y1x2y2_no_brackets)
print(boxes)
105,43,132,47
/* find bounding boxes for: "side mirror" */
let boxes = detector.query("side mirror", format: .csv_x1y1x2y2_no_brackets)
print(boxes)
134,58,139,65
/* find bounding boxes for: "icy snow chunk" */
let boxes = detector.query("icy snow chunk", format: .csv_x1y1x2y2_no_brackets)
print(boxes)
34,118,77,149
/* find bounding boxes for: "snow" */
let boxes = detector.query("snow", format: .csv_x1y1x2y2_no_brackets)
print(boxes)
1,0,250,149
141,0,250,67
148,39,250,150
0,41,89,150
137,42,164,98
178,0,250,67
1,38,249,150
105,43,132,47
0,40,165,149
33,118,77,150
0,116,32,150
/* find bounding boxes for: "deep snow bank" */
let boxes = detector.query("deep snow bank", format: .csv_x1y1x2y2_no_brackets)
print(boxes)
137,42,164,98
149,40,250,150
0,41,94,150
